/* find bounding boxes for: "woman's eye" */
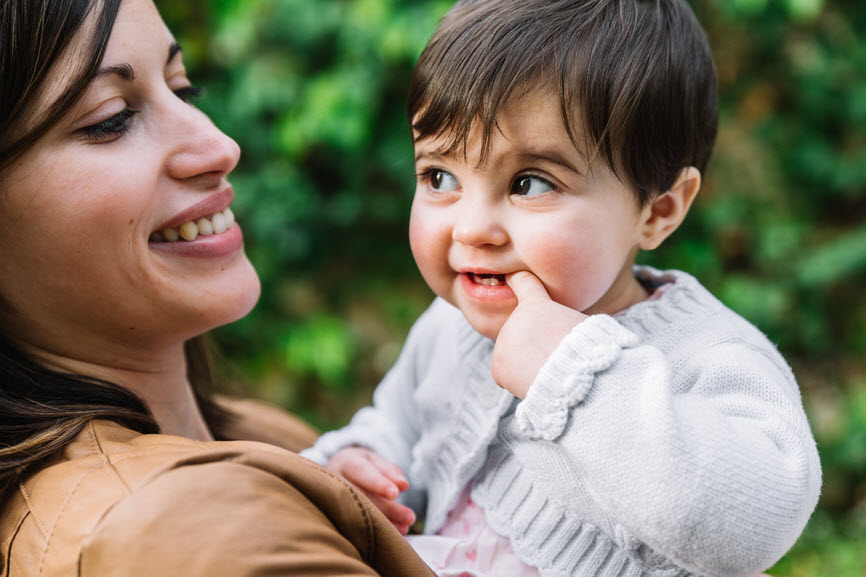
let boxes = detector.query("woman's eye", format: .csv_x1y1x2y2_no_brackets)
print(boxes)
425,169,459,192
81,108,139,142
174,85,203,103
512,175,555,197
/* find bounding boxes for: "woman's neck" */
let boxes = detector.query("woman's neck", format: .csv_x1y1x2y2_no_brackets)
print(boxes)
23,341,214,441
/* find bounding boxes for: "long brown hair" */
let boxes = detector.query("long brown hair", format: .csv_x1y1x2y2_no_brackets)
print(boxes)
408,0,718,206
0,0,228,495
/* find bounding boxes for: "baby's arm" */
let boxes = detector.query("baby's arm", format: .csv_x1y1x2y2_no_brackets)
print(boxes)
327,446,416,534
302,300,453,531
493,272,820,576
302,304,441,467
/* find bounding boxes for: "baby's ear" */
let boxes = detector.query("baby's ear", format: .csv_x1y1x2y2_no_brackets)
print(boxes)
638,167,701,250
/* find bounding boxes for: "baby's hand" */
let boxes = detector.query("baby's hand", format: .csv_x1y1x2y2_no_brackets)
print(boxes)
327,446,416,534
492,271,587,398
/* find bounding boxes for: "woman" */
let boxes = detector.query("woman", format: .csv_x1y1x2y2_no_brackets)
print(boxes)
0,1,435,575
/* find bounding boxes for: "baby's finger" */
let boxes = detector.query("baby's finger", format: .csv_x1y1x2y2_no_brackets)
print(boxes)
367,494,417,534
506,271,551,303
342,459,402,499
367,452,410,492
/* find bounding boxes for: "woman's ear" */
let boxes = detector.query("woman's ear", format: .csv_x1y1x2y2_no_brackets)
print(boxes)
638,167,701,251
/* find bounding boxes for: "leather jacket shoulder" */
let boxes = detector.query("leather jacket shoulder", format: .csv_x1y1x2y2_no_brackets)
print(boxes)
0,400,433,577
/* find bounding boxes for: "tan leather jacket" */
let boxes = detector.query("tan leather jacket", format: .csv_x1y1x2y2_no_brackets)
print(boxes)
0,398,435,577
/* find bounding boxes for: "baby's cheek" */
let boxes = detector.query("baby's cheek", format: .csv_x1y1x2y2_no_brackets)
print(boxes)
408,217,454,299
525,235,609,312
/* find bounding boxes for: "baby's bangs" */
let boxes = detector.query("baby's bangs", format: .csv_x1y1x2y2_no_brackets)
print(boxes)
409,71,539,166
407,1,560,165
408,0,717,203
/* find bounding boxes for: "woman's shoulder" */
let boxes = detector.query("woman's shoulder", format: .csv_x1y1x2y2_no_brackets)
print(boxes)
4,419,434,577
216,395,320,452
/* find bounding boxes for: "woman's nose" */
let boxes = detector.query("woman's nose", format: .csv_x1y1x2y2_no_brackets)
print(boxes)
451,195,508,248
164,104,241,182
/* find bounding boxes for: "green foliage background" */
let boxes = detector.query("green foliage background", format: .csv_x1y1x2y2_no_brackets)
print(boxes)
156,0,865,574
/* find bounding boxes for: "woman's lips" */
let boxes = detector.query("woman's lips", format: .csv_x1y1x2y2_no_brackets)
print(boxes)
149,207,235,243
154,187,234,233
149,221,243,258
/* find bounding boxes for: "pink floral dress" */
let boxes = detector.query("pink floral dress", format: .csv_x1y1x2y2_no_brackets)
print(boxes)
406,486,540,577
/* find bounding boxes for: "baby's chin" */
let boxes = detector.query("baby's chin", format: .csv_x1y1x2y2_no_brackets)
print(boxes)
437,291,513,340
461,309,508,341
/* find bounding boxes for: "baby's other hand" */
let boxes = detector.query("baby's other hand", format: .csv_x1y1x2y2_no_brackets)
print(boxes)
327,446,416,534
492,271,586,399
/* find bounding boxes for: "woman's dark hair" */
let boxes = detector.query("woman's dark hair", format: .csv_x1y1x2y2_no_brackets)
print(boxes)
0,0,229,494
408,0,719,206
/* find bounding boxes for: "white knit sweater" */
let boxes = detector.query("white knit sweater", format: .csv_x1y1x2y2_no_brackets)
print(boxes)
302,267,821,577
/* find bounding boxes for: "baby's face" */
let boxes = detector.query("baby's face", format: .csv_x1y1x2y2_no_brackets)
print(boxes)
410,90,651,340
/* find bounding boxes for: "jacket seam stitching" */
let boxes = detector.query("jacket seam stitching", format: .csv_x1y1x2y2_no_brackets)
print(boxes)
35,475,86,577
298,460,375,561
2,509,29,577
86,422,131,495
16,484,48,539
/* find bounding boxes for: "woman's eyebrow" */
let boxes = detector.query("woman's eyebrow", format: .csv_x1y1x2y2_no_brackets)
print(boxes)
167,41,181,65
93,42,182,82
96,63,135,81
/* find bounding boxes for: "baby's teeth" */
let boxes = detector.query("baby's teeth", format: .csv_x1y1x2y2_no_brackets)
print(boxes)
196,217,214,236
224,207,235,227
212,212,227,234
162,228,180,242
179,221,198,241
481,277,502,286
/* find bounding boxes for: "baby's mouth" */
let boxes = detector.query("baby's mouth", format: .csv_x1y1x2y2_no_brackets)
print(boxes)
470,273,506,286
149,207,235,243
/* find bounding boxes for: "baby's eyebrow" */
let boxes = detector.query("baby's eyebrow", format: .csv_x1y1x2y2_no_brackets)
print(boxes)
516,150,584,177
414,150,447,164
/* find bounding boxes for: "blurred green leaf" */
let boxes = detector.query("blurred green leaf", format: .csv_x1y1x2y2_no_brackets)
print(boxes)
283,315,357,389
796,226,866,287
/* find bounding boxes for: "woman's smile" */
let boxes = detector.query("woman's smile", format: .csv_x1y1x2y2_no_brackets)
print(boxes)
149,206,235,243
148,186,244,258
149,222,243,258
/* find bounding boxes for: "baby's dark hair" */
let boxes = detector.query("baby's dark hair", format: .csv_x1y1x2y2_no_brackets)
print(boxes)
408,0,718,206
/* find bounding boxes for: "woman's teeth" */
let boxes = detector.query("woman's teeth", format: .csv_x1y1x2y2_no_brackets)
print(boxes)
472,273,506,286
150,207,235,242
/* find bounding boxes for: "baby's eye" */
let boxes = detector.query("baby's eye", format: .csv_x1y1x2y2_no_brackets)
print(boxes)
512,175,555,197
426,169,459,192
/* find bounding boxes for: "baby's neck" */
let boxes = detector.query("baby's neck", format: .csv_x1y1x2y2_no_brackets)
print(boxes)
584,268,650,316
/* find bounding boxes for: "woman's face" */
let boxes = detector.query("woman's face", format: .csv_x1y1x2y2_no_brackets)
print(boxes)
0,0,260,363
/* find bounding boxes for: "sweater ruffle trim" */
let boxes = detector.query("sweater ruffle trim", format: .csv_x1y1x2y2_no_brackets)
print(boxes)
516,315,639,441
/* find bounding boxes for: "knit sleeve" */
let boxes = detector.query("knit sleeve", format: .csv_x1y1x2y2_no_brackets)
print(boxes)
301,299,448,475
513,314,821,577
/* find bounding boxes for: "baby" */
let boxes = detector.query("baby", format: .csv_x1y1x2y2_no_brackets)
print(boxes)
302,1,822,575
